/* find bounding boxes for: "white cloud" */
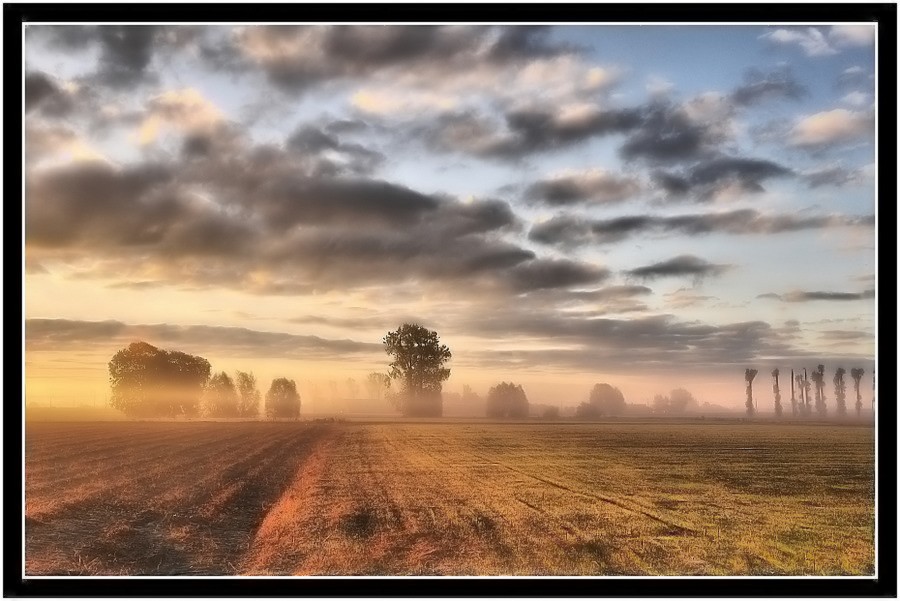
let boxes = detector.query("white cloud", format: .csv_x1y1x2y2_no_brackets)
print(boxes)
789,108,873,148
829,25,876,48
136,88,224,145
840,91,870,108
759,27,836,57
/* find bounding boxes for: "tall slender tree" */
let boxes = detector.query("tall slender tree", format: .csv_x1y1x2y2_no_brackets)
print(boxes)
772,368,782,418
802,369,812,417
833,367,847,418
811,364,827,417
850,368,865,418
745,368,758,417
790,369,798,417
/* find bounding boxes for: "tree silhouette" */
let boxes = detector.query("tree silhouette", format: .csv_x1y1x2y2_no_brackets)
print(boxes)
790,369,798,417
811,364,827,417
850,368,865,418
745,368,758,417
365,372,390,401
833,367,847,418
345,378,359,399
802,369,812,417
486,382,529,418
265,378,301,420
772,368,782,418
108,341,210,417
236,371,261,418
651,388,698,415
383,323,451,417
204,371,239,417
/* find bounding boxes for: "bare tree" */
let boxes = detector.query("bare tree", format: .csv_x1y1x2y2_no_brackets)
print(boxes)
802,369,812,417
850,368,865,418
772,368,782,418
745,368,758,417
833,368,847,418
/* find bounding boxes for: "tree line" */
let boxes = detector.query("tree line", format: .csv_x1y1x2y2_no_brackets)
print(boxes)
108,342,300,419
744,364,872,419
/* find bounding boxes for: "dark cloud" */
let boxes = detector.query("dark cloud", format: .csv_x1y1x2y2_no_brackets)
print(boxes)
96,25,159,87
528,209,874,248
819,330,872,341
227,25,577,93
654,157,794,199
730,67,807,106
626,255,730,281
25,72,59,114
524,170,641,206
286,125,385,175
450,309,796,370
422,105,642,160
803,165,867,188
619,102,725,164
507,259,610,292
760,290,876,302
25,319,381,359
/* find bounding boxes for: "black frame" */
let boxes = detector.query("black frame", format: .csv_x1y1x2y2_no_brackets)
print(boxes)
4,3,896,597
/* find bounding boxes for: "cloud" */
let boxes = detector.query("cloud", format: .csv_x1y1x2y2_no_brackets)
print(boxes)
528,208,874,248
653,156,793,200
625,255,731,281
802,164,868,188
285,125,385,175
836,66,871,90
506,258,610,292
228,25,577,94
24,318,381,359
758,27,837,57
829,25,875,48
422,104,642,160
789,109,873,148
729,67,807,106
137,88,225,145
524,168,641,206
759,289,876,302
619,101,731,164
840,91,870,108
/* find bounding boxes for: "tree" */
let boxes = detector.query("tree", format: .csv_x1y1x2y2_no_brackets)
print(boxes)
486,382,529,418
236,371,261,418
266,378,301,420
383,323,451,417
790,369,798,417
542,406,560,420
772,369,782,418
833,367,847,418
811,364,827,417
204,371,239,417
365,372,390,401
652,388,698,415
108,341,210,417
345,378,359,399
589,383,627,416
802,369,812,417
745,368,758,417
850,368,865,418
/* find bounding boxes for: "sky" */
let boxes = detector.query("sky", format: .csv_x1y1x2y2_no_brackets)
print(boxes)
22,23,877,412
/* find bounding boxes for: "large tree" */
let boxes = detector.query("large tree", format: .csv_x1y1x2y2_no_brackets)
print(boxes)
383,323,451,417
486,382,529,418
577,383,626,418
236,371,261,418
850,368,865,418
204,371,239,417
265,378,301,420
652,388,698,415
108,341,210,417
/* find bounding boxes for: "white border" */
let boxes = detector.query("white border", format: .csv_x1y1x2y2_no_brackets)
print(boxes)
20,20,880,582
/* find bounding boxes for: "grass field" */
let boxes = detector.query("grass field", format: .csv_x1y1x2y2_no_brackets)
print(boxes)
24,420,875,576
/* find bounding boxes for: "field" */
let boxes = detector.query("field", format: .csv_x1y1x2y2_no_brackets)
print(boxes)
24,420,875,576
